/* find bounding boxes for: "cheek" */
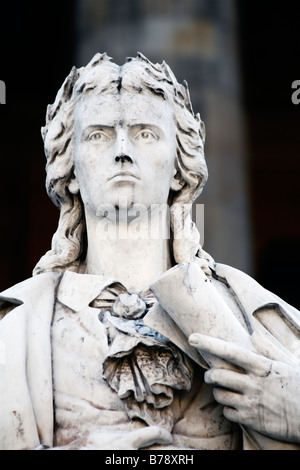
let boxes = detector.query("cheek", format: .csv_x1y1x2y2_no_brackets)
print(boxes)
74,145,102,181
73,157,99,204
74,143,87,174
156,154,176,182
150,142,175,171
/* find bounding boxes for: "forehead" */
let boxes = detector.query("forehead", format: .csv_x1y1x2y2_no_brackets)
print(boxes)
74,91,175,129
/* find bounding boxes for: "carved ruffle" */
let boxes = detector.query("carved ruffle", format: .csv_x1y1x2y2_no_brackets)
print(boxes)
102,330,193,431
93,288,193,431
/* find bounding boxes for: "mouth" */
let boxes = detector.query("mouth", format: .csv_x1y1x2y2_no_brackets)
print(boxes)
108,171,140,181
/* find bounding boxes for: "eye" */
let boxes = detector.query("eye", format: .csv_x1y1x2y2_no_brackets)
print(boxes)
134,129,158,142
88,130,111,142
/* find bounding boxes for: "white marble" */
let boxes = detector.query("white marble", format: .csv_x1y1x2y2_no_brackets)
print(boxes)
0,53,300,450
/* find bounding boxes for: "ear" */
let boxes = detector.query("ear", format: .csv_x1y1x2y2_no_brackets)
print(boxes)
68,177,80,195
170,170,185,191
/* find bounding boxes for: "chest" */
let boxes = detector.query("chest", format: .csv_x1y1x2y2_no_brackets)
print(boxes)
51,301,123,409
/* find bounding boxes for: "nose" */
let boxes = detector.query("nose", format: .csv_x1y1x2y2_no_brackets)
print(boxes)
115,155,133,164
114,130,133,164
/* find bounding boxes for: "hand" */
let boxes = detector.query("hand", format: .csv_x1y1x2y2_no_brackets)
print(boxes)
51,425,172,450
189,333,300,443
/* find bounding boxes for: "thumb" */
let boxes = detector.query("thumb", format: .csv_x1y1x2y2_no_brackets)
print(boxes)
130,426,172,449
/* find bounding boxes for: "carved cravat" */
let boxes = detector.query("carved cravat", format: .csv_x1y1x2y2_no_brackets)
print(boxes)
91,285,193,431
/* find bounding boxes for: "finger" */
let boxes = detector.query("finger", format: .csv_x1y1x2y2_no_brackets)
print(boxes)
130,426,172,449
205,368,251,393
213,388,243,410
189,333,272,376
223,406,240,423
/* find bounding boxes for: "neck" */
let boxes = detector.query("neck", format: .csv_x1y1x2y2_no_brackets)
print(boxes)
83,207,173,292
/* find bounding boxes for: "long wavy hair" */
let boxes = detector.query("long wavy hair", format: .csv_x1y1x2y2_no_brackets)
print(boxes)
33,52,214,276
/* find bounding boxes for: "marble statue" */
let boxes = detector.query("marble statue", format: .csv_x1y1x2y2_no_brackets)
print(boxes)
1,52,300,450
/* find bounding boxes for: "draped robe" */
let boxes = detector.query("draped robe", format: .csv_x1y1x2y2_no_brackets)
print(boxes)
1,263,300,450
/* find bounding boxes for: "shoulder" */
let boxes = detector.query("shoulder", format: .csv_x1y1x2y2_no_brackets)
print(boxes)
0,271,62,318
214,262,300,335
214,262,260,286
214,262,298,312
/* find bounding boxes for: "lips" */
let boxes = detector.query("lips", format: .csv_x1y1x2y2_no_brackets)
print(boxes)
108,171,140,181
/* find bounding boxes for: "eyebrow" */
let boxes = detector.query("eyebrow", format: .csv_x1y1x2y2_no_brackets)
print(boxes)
129,123,164,136
81,123,164,140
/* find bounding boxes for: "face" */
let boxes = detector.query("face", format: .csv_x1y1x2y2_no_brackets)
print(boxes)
73,91,177,218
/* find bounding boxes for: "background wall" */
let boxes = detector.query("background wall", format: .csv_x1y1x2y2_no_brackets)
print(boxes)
0,0,299,308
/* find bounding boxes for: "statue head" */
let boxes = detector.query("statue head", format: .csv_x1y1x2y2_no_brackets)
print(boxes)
34,52,211,275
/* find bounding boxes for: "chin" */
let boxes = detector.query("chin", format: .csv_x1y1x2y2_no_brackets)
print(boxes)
111,188,143,210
